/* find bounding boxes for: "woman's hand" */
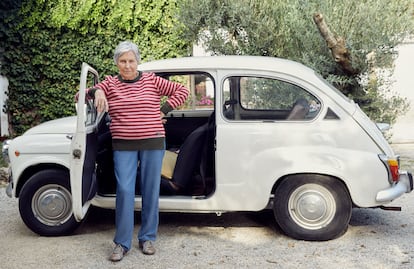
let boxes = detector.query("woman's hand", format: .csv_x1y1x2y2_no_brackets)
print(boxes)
160,111,167,124
95,89,109,113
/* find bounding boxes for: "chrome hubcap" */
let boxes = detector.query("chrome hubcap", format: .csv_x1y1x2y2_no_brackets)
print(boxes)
288,183,336,230
32,184,72,226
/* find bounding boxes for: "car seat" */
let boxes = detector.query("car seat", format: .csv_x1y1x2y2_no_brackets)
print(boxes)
286,98,310,120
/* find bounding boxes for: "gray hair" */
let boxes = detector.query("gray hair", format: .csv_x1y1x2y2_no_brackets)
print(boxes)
113,41,141,64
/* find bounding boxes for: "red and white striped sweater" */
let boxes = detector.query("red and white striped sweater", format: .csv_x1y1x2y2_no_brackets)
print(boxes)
90,72,188,150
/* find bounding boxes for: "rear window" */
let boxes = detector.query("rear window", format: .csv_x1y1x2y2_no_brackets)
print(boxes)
222,76,320,121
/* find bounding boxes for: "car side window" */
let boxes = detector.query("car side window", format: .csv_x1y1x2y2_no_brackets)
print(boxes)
222,76,320,121
166,73,214,111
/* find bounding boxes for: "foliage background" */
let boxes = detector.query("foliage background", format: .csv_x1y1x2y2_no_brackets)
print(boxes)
179,0,414,123
0,0,188,136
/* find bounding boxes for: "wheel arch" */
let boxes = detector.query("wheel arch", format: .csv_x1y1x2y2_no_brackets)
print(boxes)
271,173,353,205
16,163,69,198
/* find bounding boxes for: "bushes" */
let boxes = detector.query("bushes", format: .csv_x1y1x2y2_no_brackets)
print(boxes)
0,0,188,136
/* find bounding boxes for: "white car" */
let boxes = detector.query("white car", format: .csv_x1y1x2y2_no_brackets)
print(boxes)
4,56,413,241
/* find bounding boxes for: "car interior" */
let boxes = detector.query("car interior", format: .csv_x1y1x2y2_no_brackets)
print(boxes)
94,110,216,198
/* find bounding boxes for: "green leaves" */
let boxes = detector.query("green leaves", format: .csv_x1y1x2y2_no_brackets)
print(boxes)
0,0,189,136
178,0,414,124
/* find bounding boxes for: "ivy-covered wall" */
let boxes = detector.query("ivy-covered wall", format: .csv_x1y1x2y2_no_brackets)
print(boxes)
0,0,189,136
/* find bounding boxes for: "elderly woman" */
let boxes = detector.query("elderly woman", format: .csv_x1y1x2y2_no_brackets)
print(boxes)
88,41,188,261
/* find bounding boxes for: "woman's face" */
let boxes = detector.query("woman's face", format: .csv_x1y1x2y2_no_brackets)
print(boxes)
117,51,138,80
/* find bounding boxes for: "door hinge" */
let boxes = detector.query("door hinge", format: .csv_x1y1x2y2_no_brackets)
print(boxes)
72,149,82,159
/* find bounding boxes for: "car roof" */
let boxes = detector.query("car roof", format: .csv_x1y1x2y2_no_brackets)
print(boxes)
138,56,315,77
138,55,356,113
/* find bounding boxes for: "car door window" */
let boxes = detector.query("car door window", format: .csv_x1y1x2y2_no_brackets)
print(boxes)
222,76,320,121
165,73,214,111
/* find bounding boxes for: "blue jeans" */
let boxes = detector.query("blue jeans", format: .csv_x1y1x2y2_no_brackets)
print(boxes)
112,149,164,251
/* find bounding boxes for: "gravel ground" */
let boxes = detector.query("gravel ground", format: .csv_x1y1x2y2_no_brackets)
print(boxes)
0,144,413,269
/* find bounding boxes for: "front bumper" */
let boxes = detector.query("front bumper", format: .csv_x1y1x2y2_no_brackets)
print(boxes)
376,171,413,202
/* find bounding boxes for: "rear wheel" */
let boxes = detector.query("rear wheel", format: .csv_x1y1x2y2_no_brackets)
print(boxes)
273,174,352,241
19,169,81,236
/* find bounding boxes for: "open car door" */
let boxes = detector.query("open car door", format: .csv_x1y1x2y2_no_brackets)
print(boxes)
70,62,106,221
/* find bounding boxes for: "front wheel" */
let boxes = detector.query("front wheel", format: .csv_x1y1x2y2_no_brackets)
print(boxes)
273,174,352,241
19,169,82,236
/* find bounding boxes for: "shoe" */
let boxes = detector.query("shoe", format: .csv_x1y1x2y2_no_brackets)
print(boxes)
139,241,156,255
109,244,127,262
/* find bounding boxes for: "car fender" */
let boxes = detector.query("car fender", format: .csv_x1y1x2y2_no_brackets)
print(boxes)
248,145,390,208
8,135,70,197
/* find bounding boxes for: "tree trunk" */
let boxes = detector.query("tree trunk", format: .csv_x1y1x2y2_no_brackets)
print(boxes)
313,13,358,75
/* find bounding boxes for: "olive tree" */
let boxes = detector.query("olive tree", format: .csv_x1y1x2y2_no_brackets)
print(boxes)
178,0,414,123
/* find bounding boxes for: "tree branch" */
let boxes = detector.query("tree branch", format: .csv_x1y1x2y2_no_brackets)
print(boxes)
313,13,358,75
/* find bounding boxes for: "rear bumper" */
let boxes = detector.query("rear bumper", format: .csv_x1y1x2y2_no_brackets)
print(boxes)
376,171,413,203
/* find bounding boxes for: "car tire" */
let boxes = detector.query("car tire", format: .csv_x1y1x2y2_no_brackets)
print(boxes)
18,169,81,236
273,174,352,241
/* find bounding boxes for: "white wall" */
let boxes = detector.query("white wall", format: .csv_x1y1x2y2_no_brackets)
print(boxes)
390,42,414,144
192,42,211,57
0,76,9,137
